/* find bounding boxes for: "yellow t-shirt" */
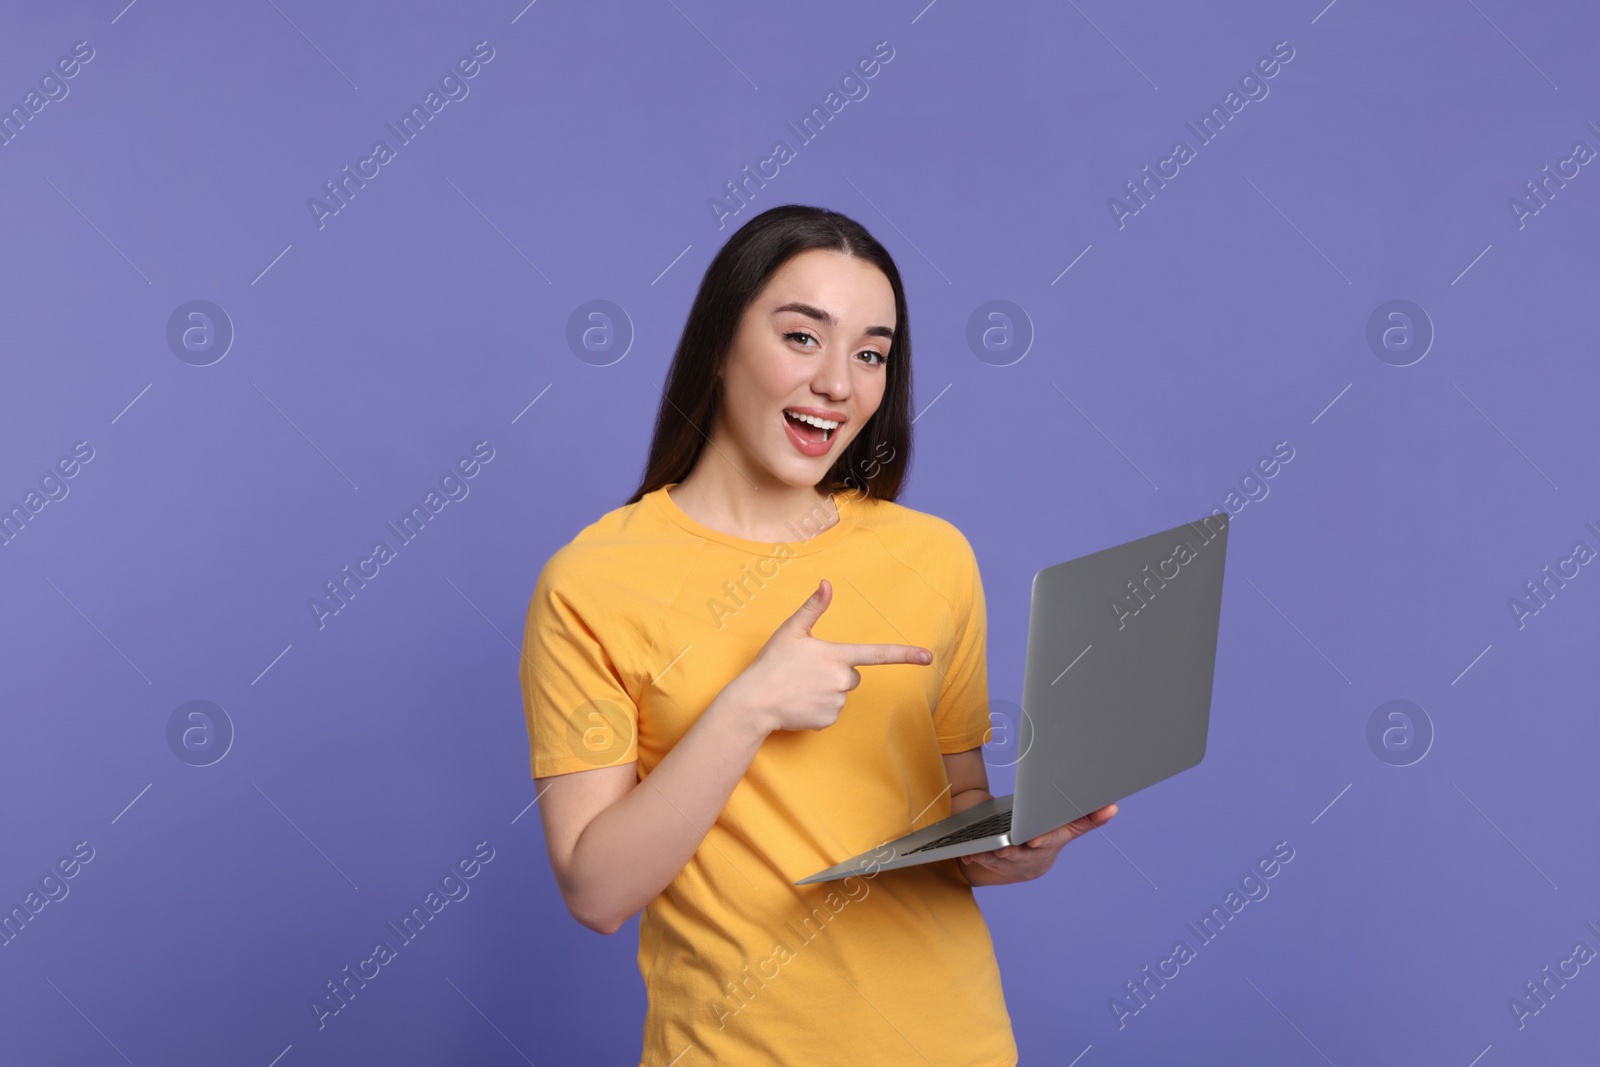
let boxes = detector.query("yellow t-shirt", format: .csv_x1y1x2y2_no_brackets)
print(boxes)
520,482,1018,1067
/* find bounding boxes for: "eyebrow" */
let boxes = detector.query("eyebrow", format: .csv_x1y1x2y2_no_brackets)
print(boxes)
772,301,895,341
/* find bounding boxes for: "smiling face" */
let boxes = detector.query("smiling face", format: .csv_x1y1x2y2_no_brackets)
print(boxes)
714,248,896,489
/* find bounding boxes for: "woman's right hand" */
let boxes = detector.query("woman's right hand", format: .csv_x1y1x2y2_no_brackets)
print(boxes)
725,578,935,736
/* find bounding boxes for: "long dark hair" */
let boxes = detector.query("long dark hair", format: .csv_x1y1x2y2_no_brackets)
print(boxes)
624,204,912,506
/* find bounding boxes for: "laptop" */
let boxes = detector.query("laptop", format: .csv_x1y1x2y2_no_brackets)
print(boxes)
795,512,1230,886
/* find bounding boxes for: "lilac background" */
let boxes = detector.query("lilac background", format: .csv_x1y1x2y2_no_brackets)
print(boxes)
2,0,1597,1063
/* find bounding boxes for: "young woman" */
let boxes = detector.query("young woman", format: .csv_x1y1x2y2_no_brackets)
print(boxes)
520,204,1116,1066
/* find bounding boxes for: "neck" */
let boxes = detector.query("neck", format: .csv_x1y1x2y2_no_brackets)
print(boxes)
669,456,837,543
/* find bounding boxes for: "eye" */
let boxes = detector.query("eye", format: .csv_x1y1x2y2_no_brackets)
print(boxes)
785,331,887,367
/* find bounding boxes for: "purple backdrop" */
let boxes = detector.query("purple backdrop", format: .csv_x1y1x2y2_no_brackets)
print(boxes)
2,0,1596,1063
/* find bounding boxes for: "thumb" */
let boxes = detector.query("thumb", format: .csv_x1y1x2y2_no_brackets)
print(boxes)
780,579,832,637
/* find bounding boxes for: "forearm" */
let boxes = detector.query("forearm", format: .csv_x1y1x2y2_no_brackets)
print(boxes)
951,787,1010,887
959,853,1010,886
951,787,992,815
565,688,769,934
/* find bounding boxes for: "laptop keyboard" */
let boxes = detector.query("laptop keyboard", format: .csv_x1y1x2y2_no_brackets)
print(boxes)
906,811,1012,854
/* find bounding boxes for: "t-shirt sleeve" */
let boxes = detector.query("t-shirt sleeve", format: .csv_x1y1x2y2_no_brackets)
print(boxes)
519,552,641,778
931,530,993,754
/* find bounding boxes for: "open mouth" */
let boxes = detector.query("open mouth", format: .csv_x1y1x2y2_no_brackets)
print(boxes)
783,409,838,443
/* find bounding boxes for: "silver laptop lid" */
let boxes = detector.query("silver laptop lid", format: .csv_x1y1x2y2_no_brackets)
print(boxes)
1010,513,1230,843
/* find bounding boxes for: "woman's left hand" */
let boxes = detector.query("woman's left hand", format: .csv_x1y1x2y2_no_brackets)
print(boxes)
960,803,1118,884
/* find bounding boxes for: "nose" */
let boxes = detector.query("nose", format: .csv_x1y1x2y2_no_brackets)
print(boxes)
812,345,850,401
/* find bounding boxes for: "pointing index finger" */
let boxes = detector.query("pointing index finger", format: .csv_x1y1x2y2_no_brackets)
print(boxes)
834,642,934,666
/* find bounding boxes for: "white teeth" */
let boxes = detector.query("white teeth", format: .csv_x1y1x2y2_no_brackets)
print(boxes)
785,410,840,430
